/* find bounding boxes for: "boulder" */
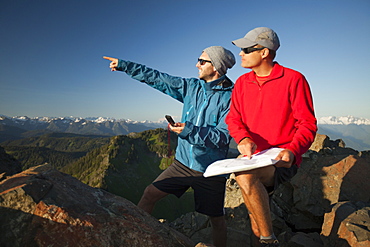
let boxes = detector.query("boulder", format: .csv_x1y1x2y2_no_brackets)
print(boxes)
170,206,251,247
321,201,370,247
268,135,370,246
309,133,330,152
284,151,370,230
0,164,194,247
285,232,324,247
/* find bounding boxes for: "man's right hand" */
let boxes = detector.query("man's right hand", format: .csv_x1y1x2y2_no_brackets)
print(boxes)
237,137,257,159
103,56,119,71
169,122,185,135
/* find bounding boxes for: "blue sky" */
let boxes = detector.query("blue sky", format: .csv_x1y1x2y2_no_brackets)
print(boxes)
1,0,369,122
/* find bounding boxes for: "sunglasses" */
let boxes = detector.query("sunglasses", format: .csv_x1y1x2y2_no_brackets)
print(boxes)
197,58,212,65
241,47,266,54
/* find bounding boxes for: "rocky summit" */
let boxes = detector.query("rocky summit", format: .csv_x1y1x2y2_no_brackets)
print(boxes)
1,134,370,246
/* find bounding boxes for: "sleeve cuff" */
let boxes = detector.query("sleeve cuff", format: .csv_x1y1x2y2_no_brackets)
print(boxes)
237,136,251,144
117,59,126,71
178,121,193,139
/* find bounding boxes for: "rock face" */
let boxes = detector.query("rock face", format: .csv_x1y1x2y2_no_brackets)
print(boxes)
321,201,370,247
273,151,368,225
0,165,194,247
267,134,370,246
269,134,370,246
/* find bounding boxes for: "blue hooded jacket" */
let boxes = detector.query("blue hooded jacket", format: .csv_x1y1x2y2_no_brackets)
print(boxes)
117,60,233,173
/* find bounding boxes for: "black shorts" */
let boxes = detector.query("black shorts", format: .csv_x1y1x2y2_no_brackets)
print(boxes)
266,165,298,195
152,160,227,217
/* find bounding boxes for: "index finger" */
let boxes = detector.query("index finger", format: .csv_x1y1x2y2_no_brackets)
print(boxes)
244,149,253,160
103,56,117,61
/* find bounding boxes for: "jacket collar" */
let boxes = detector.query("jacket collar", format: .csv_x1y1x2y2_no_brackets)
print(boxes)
202,75,234,91
246,62,284,82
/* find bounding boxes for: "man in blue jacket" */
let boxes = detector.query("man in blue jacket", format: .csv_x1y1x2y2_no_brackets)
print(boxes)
103,46,235,247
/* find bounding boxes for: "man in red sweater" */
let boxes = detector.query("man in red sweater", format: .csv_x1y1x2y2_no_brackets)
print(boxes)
225,27,317,247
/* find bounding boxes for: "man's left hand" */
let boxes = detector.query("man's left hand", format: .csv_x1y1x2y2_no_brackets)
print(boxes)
274,149,295,168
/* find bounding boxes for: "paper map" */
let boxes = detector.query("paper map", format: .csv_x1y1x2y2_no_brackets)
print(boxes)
203,147,284,177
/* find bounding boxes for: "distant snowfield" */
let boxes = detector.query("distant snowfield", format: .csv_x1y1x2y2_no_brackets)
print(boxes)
317,116,370,125
2,115,370,126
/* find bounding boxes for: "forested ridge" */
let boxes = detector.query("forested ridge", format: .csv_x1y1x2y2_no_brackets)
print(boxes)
1,132,111,170
1,128,193,220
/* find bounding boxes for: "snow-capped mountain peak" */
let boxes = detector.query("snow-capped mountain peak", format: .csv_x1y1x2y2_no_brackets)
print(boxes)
317,116,370,125
2,115,370,126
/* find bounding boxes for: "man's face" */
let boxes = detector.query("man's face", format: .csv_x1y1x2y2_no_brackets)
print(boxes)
196,52,217,82
239,46,264,69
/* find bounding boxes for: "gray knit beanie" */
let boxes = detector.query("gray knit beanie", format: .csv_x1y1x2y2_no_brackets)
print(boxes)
203,46,235,76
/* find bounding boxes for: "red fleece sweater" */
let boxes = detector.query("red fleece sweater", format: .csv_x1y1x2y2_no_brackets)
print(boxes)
225,63,317,166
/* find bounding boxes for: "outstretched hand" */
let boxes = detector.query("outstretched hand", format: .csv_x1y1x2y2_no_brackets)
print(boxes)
103,56,119,71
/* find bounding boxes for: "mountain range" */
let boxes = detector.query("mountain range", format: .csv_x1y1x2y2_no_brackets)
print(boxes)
1,115,370,151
